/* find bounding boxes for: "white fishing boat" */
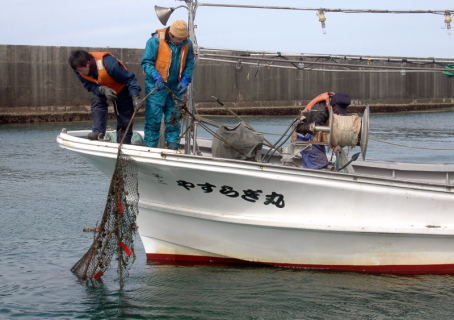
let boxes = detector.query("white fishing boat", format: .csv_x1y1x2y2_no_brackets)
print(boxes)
56,112,454,274
58,2,454,275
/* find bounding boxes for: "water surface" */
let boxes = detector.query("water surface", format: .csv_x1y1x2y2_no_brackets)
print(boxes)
1,112,453,319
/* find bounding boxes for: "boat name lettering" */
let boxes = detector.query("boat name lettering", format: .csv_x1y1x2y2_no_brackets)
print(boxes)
176,180,285,208
241,189,263,202
219,185,239,197
152,173,167,185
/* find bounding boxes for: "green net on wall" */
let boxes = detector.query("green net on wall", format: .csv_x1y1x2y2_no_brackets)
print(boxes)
444,64,454,78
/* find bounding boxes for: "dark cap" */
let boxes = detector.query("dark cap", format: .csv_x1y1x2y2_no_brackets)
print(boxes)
330,91,351,114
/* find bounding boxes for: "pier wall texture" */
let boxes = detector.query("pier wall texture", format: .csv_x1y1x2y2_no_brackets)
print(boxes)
1,44,453,124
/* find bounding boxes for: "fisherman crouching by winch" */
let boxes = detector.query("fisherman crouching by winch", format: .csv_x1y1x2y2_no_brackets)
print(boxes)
141,20,195,150
296,91,351,169
68,50,143,144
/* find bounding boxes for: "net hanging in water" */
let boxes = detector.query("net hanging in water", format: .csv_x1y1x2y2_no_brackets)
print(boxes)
71,148,139,287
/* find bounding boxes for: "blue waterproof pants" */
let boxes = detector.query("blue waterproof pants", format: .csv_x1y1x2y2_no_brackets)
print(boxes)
297,133,329,169
144,88,181,149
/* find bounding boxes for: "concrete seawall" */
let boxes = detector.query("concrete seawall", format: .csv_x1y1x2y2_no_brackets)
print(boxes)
1,45,453,124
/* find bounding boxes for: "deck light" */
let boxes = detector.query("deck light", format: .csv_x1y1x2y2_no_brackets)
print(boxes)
155,5,188,25
318,10,327,34
444,11,452,35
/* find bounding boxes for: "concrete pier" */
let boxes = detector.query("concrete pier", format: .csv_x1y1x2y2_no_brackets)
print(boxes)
1,45,453,124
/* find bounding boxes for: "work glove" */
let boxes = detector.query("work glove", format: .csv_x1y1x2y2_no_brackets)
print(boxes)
152,72,165,90
299,110,310,121
132,95,143,110
177,75,192,95
177,82,188,95
296,122,315,135
98,86,118,101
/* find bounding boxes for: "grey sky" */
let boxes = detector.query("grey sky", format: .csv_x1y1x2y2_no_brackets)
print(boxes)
1,0,453,58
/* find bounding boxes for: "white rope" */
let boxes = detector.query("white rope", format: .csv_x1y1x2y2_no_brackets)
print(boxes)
331,114,361,147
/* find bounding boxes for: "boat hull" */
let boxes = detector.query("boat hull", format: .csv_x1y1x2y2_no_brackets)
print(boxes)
138,202,454,274
57,130,454,274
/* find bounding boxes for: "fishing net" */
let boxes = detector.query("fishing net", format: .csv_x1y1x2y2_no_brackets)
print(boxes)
105,131,144,145
212,122,264,160
335,148,355,173
444,64,454,78
71,147,139,287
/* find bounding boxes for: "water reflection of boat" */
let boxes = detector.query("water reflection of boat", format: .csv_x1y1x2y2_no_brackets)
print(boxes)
57,116,454,273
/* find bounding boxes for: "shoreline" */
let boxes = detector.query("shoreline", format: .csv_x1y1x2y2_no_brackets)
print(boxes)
1,103,454,124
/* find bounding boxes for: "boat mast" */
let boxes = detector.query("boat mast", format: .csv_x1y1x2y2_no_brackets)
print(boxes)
183,0,198,154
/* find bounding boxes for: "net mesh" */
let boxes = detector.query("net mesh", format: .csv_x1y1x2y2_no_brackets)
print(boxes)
71,148,139,287
212,122,264,160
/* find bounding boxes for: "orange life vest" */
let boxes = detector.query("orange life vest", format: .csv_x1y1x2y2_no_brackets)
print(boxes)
303,92,335,111
155,28,190,82
80,52,126,94
301,92,335,128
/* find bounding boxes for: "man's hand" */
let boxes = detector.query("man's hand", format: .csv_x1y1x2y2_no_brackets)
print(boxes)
177,82,188,95
298,110,310,123
333,145,342,155
98,86,117,101
296,122,315,135
132,95,143,110
152,73,165,90
177,75,191,95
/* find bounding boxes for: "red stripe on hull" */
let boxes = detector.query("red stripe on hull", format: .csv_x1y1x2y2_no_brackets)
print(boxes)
146,253,256,266
146,253,454,274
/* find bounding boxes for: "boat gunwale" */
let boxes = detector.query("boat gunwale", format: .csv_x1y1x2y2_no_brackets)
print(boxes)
57,130,454,193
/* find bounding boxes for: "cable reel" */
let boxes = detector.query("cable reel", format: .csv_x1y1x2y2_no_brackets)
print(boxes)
282,106,370,165
327,105,369,160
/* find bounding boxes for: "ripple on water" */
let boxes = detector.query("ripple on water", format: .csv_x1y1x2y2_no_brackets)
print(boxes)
1,116,454,319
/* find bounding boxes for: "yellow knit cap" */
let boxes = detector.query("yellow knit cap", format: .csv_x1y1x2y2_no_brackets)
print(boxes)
169,20,189,38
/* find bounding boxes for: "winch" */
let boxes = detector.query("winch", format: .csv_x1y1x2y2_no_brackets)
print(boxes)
281,106,370,166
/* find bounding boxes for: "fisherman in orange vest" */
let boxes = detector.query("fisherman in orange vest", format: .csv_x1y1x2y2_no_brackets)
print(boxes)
69,50,142,144
296,91,351,169
141,20,195,149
